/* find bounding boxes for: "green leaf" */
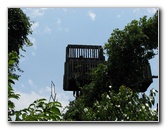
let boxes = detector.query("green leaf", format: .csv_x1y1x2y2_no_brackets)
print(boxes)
38,98,47,102
8,79,15,85
8,74,18,81
22,113,26,120
50,107,61,115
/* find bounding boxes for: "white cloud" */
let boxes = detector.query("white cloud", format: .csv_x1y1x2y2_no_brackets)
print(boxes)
133,8,157,17
31,21,51,35
11,87,73,113
28,79,34,86
117,14,121,18
43,26,52,34
56,91,73,111
63,8,67,13
147,8,157,14
36,26,52,35
32,52,36,56
11,91,47,111
56,21,62,31
64,28,69,32
55,18,69,32
31,25,52,35
133,8,140,14
38,86,51,95
55,18,61,27
21,84,25,88
22,8,48,18
31,22,39,32
72,10,76,14
88,11,96,21
40,8,48,11
29,8,47,18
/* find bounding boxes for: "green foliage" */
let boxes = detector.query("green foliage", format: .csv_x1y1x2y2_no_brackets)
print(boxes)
15,99,62,121
104,11,158,90
80,64,110,107
8,8,63,122
8,8,32,120
8,51,20,121
8,8,32,54
8,8,33,74
64,85,158,121
64,60,158,121
63,12,159,121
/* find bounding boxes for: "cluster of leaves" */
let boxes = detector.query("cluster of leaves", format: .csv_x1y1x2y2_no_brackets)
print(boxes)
63,64,158,121
63,11,158,121
8,51,20,121
15,99,62,121
8,8,33,74
8,8,32,54
104,11,158,91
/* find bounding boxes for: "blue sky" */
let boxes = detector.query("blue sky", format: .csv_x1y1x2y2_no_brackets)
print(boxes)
12,7,159,111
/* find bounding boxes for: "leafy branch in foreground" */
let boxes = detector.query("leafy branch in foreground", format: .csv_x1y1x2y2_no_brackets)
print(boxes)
8,51,20,121
15,98,62,121
64,84,158,121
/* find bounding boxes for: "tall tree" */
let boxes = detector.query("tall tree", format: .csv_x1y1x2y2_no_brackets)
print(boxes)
8,8,32,54
8,8,33,121
104,11,158,91
8,8,63,121
8,8,32,74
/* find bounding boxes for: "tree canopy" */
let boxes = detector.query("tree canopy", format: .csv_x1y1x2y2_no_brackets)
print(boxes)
8,8,62,121
63,11,158,121
8,8,32,54
8,8,33,75
8,8,33,121
104,11,158,91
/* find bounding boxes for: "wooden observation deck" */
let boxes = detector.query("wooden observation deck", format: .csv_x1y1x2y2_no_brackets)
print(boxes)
63,44,105,91
63,44,155,94
129,61,153,92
